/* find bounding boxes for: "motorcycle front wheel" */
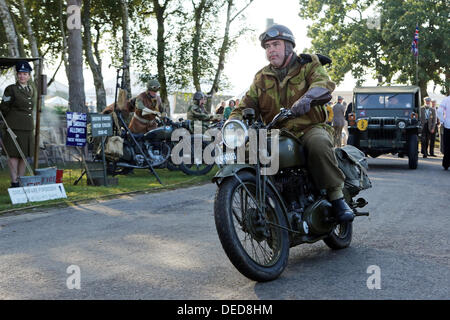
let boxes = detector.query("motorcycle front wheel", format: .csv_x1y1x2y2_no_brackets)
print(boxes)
214,171,289,282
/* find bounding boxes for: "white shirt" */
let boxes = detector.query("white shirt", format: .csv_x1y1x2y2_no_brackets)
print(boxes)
437,95,450,129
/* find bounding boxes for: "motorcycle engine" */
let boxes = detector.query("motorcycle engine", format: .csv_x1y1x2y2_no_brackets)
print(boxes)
274,168,334,236
274,168,314,212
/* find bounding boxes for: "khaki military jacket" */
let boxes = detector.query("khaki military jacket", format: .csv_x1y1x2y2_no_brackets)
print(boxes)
128,91,163,133
187,103,212,132
230,54,335,137
0,81,37,131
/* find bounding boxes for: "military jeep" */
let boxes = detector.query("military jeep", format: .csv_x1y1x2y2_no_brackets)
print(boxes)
347,86,421,169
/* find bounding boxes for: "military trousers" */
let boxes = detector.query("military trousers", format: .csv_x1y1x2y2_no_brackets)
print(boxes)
300,126,345,201
332,125,344,147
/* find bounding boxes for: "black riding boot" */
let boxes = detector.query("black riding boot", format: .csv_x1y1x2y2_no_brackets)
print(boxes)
331,198,354,222
10,182,20,188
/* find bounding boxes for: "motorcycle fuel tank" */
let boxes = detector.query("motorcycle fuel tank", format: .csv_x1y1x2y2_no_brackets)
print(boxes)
144,125,173,141
268,135,307,169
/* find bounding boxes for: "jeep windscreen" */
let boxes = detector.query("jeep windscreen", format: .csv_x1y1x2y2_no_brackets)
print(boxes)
356,94,413,109
355,93,414,118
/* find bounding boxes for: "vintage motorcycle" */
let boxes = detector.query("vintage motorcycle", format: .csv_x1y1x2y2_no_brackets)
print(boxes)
177,119,224,176
213,108,372,282
98,112,191,182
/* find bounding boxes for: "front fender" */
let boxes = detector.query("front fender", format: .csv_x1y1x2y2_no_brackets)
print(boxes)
212,164,255,184
212,164,292,230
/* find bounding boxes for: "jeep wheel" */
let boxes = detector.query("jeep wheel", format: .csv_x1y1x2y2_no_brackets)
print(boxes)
407,134,418,169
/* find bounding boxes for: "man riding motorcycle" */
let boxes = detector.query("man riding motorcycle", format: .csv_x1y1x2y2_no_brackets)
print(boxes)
228,24,354,223
187,91,218,132
128,79,165,134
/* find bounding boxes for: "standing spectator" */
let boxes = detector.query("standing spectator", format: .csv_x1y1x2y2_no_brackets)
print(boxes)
235,98,240,108
429,99,439,156
420,97,437,158
332,96,346,147
223,99,235,120
215,101,226,116
437,95,450,170
0,61,37,188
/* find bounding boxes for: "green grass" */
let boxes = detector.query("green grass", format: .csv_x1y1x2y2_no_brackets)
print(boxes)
0,164,218,214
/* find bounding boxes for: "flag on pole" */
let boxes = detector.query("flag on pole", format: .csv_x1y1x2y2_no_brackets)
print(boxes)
411,25,419,56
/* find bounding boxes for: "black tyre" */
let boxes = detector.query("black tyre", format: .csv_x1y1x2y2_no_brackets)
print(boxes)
179,139,215,176
407,134,418,169
323,221,353,250
166,158,180,171
214,171,290,282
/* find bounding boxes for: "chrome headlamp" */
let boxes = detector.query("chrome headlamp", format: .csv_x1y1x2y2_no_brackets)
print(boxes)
222,119,248,149
397,121,406,129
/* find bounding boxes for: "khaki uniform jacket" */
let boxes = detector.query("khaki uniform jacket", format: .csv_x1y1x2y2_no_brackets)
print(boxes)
0,81,37,131
229,53,335,137
187,103,211,132
128,91,163,134
420,105,437,133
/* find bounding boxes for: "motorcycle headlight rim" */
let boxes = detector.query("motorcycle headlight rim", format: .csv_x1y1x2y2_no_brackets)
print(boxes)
222,119,248,149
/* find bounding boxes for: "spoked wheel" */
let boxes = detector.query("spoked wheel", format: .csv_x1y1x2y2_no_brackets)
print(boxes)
323,221,353,250
179,139,215,176
166,157,180,171
214,171,289,282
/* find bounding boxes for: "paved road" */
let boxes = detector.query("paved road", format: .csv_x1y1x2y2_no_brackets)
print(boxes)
0,154,449,300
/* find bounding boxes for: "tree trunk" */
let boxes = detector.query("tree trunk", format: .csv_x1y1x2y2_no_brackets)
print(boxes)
59,0,69,81
192,0,207,92
120,0,131,99
153,0,171,116
207,0,233,111
67,0,86,113
0,0,20,57
418,79,428,101
207,0,254,111
82,0,106,112
17,0,40,78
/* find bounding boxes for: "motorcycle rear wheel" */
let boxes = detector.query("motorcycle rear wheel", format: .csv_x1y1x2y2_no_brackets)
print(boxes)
214,171,289,282
179,140,215,176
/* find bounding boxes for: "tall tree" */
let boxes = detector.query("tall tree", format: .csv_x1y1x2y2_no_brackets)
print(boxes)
66,0,86,112
298,0,449,97
0,0,20,57
207,0,254,108
82,0,107,112
151,0,172,115
120,0,132,98
191,0,216,92
17,0,40,76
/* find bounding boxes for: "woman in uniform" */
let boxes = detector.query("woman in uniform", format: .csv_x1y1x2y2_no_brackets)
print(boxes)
0,61,36,188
